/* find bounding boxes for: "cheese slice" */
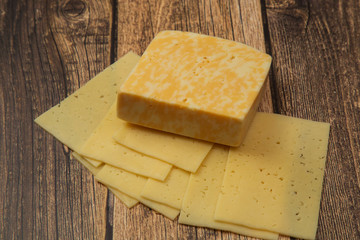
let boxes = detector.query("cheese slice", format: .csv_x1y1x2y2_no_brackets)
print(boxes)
78,103,172,181
117,31,272,146
141,168,190,209
108,187,139,208
84,157,103,168
71,152,104,175
214,113,330,240
113,124,212,172
35,52,140,153
179,145,278,240
95,165,180,220
71,152,139,208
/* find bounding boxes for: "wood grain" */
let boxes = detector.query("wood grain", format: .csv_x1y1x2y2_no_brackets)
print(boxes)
1,0,359,239
0,0,112,239
114,0,274,239
265,0,360,239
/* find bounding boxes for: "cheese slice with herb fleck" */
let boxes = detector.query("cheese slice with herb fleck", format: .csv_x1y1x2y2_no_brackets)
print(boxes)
214,113,330,240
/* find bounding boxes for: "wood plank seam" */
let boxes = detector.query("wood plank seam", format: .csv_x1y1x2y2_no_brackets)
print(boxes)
110,0,118,64
259,0,279,114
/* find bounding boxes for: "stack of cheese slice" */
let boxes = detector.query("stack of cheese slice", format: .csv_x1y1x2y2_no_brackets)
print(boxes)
35,49,330,239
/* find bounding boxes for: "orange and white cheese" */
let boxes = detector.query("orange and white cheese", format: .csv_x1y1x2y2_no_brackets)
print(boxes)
117,31,272,146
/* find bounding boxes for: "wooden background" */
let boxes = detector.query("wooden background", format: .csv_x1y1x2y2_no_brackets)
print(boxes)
1,0,359,239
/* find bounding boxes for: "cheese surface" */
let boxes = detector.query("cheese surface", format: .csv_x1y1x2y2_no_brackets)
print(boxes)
214,113,330,239
95,165,180,220
113,123,212,172
71,152,104,175
141,168,190,209
108,187,139,208
117,31,272,146
35,52,140,152
179,145,278,240
83,157,103,168
71,152,139,208
79,103,172,181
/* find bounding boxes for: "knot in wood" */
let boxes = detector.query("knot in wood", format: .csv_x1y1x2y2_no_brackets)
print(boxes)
61,0,86,18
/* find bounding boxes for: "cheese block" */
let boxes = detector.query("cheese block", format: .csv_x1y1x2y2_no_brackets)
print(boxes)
78,103,172,181
113,123,213,172
35,52,139,157
117,31,272,146
179,145,278,240
95,165,180,220
214,113,330,239
141,168,190,209
71,152,139,208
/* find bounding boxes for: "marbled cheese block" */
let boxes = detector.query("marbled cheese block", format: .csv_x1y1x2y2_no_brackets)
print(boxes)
117,31,272,146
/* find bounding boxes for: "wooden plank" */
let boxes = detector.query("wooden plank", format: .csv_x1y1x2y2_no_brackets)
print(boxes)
114,0,274,239
0,0,112,239
265,0,360,239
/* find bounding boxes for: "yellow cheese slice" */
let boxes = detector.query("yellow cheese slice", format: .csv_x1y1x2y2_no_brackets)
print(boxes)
84,157,103,168
71,152,139,208
35,52,140,153
214,113,330,240
108,187,139,208
78,103,172,181
179,145,278,240
71,152,104,175
95,165,180,220
117,31,272,146
141,168,190,209
35,50,170,180
113,124,212,172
